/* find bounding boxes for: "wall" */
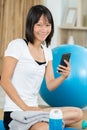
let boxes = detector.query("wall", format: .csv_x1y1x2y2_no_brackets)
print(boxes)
43,0,63,48
68,0,77,7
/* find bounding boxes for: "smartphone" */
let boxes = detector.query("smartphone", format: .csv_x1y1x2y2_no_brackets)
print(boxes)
58,53,71,72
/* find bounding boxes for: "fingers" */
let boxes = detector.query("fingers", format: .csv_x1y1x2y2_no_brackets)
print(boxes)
58,65,71,72
58,67,70,74
64,59,70,67
57,60,71,78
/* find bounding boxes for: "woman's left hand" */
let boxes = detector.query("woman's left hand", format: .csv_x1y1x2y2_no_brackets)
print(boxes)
58,60,71,78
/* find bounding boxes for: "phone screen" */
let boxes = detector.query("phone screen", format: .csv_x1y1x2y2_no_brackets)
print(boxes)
58,53,71,72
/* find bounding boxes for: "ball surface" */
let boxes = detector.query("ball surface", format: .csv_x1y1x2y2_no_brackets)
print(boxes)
40,44,87,108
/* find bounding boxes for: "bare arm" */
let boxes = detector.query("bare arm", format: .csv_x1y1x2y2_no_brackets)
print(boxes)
0,57,41,111
45,60,71,91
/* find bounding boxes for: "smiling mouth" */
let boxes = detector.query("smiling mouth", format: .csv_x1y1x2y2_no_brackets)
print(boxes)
39,33,48,38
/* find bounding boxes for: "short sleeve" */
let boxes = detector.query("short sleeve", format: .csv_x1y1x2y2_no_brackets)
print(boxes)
5,39,24,60
42,45,53,62
46,48,53,61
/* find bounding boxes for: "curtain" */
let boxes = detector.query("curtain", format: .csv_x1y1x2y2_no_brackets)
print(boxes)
0,0,43,58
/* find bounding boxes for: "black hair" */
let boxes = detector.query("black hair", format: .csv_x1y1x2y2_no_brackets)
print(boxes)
25,5,54,47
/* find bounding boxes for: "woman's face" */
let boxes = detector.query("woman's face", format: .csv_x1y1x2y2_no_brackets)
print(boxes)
33,15,51,43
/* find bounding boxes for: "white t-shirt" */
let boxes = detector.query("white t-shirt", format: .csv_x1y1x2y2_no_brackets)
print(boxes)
4,39,53,111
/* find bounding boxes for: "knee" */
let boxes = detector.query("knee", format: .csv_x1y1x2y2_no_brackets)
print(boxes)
79,109,83,120
76,108,83,121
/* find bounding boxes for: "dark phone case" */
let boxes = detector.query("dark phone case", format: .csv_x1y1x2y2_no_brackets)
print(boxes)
58,53,71,72
60,53,71,66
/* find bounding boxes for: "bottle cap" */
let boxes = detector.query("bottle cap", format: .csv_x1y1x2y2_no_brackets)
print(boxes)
49,109,63,119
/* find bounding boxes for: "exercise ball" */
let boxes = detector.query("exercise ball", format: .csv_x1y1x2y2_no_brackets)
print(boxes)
0,120,5,130
40,44,87,108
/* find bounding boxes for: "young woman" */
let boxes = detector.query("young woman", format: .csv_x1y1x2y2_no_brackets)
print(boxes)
0,5,83,130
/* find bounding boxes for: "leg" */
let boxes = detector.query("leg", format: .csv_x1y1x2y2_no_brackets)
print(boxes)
41,106,83,126
29,107,83,130
60,107,83,126
30,122,48,130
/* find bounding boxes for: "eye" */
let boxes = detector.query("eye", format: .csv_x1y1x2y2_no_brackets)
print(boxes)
36,23,41,26
46,24,51,27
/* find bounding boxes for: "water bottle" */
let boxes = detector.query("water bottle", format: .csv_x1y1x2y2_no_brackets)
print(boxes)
82,120,87,129
49,109,64,130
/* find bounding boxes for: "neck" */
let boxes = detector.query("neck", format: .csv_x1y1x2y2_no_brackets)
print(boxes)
28,42,43,50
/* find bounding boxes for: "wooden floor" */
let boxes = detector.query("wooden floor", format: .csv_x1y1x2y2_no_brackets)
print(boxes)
0,109,87,129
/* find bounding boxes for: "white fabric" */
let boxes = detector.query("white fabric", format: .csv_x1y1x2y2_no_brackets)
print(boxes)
9,111,49,130
4,39,53,111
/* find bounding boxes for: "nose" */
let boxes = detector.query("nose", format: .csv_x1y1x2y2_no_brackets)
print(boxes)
41,25,48,32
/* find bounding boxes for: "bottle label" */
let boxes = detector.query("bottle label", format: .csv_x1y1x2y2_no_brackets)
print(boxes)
49,118,63,130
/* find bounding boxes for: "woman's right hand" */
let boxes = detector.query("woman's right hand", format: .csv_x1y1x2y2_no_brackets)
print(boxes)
58,60,71,78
